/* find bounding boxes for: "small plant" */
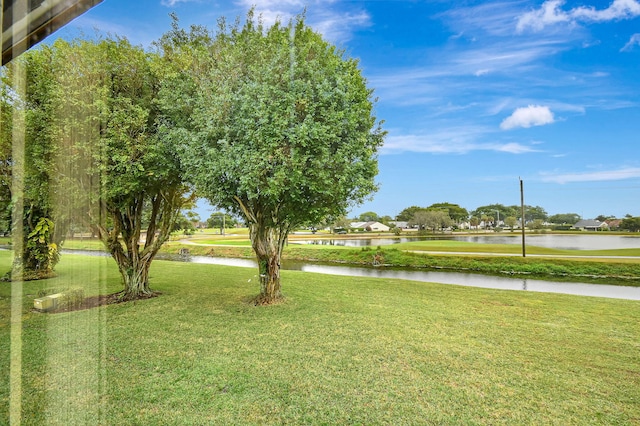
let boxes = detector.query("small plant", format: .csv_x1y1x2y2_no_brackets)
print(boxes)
36,287,85,310
58,288,85,310
26,217,60,273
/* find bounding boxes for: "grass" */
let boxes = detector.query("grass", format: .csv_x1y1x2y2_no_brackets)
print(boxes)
156,243,640,285
393,239,640,257
1,251,640,424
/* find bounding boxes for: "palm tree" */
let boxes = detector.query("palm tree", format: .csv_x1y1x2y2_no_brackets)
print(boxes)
470,216,479,232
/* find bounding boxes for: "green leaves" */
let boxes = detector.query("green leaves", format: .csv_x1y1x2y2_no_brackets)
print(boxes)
163,12,385,230
27,217,54,244
25,217,59,272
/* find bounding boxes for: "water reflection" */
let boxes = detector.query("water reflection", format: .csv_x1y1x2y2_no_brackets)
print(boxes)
291,234,640,250
185,255,640,301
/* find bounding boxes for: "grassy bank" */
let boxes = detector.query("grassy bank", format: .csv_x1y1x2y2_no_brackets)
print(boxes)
158,242,640,286
58,234,640,285
1,252,639,424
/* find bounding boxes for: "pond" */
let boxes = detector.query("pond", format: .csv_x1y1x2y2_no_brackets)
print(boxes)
181,255,640,301
291,234,640,250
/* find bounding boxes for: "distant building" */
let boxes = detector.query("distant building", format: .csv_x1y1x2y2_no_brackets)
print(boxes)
573,219,608,231
389,221,409,229
605,219,622,230
350,221,390,232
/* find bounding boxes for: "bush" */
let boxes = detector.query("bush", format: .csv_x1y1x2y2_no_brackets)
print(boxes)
36,287,86,310
59,288,85,310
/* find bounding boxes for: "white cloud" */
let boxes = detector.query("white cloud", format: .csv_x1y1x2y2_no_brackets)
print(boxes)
494,142,538,154
516,0,570,32
500,105,555,130
441,2,530,37
572,0,640,22
233,0,368,42
540,167,640,183
381,129,539,155
161,0,198,6
311,10,370,42
621,33,640,51
517,0,640,32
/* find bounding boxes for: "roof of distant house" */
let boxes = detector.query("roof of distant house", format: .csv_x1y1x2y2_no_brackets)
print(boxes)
574,219,605,228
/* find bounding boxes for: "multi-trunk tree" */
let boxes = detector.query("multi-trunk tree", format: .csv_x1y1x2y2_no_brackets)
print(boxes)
45,37,191,299
158,12,385,304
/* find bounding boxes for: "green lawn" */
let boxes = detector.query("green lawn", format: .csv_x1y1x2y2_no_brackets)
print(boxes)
394,239,640,257
1,251,639,424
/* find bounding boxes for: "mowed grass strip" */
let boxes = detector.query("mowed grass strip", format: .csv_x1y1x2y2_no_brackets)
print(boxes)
1,252,639,424
386,239,640,257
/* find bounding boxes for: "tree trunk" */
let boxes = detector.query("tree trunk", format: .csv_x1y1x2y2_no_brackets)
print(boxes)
250,221,286,305
114,253,154,301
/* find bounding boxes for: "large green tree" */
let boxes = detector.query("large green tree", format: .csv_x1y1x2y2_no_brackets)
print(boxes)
1,46,62,279
357,211,380,222
396,205,426,222
427,202,468,223
52,37,192,300
471,204,516,223
509,204,548,222
160,13,385,304
207,212,238,230
620,216,640,232
548,213,581,225
410,210,452,233
504,216,518,231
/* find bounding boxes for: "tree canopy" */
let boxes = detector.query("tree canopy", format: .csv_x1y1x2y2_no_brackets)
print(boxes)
357,211,380,222
396,206,427,222
471,204,516,222
620,216,640,232
409,210,452,233
159,12,385,303
427,202,468,223
548,213,581,225
39,37,193,299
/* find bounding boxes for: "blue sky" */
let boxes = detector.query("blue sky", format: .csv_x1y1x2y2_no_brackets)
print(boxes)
57,0,640,220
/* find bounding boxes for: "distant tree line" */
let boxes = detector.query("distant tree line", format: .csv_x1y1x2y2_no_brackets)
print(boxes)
353,203,638,232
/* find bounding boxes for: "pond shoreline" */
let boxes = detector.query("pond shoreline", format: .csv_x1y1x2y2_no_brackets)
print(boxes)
51,246,640,293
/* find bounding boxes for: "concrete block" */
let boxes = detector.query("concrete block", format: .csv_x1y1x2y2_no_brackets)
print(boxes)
33,293,63,311
34,297,53,311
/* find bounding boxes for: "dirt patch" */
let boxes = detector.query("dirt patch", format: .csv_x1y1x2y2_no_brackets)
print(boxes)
33,291,161,314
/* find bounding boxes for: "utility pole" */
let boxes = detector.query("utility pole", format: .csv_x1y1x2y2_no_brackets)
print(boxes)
520,178,526,257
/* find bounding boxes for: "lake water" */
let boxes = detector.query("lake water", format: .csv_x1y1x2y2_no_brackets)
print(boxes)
183,255,640,301
291,234,640,250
